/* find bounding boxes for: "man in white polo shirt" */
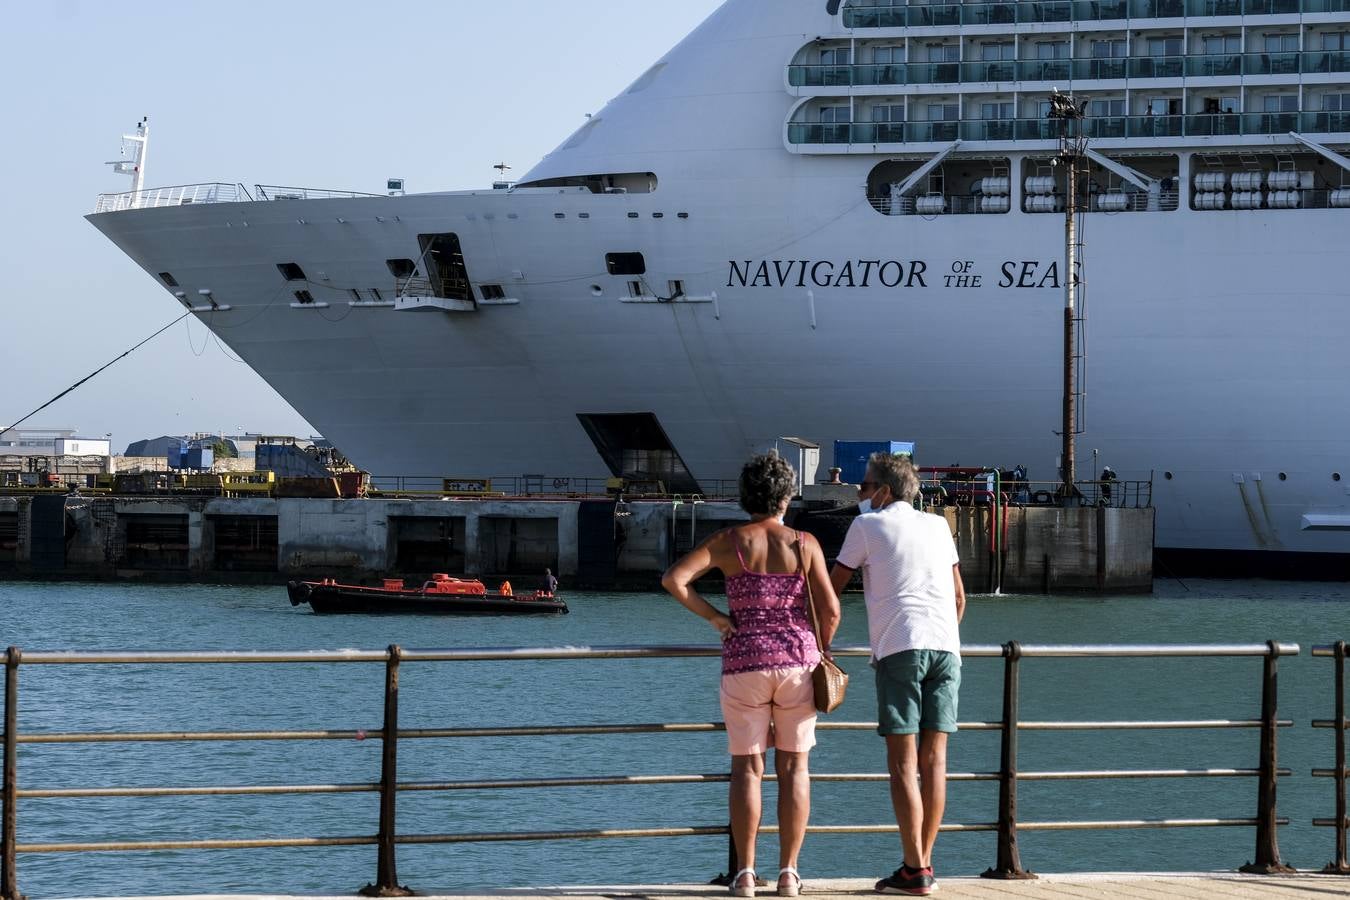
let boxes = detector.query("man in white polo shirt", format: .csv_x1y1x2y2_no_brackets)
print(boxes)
830,453,965,897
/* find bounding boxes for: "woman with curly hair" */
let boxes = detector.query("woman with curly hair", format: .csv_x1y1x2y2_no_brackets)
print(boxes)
663,453,842,898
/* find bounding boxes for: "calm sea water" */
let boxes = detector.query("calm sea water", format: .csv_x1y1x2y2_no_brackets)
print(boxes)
1,578,1348,898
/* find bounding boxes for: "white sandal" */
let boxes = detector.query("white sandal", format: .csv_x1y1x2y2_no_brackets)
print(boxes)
777,866,801,898
731,867,757,898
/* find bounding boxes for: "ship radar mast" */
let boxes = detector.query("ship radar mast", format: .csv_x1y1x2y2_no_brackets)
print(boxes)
106,117,149,206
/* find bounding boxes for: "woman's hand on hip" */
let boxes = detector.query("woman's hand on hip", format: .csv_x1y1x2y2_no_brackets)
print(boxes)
710,612,736,639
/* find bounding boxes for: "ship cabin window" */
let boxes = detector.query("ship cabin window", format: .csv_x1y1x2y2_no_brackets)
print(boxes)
926,43,960,63
981,42,1015,61
386,258,416,278
1264,34,1299,52
873,103,906,120
819,47,851,66
1324,33,1350,50
818,105,850,123
277,262,306,281
479,284,506,301
1201,35,1241,54
1322,92,1350,111
606,252,646,276
1036,41,1070,60
927,103,959,121
293,290,315,304
158,272,179,287
873,45,905,64
1089,99,1126,117
981,102,1016,120
1146,98,1183,116
1264,94,1298,112
1146,36,1184,57
1091,39,1127,58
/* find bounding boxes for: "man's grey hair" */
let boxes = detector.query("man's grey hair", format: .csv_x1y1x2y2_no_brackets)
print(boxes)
868,452,919,502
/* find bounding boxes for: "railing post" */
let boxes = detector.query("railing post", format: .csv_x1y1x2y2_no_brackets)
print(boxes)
360,645,412,897
709,821,737,886
1241,640,1295,874
982,641,1034,880
3,647,23,900
1323,640,1349,875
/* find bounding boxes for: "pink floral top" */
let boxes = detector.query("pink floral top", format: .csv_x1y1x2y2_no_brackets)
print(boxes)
720,532,821,676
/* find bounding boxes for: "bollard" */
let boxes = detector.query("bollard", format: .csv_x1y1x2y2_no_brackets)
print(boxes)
1322,640,1349,875
981,641,1035,880
1240,640,1295,874
360,645,412,897
3,647,23,900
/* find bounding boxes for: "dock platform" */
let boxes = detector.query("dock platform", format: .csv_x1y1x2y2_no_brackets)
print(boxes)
77,873,1350,900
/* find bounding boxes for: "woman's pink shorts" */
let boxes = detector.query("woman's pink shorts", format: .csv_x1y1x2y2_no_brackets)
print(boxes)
720,666,817,755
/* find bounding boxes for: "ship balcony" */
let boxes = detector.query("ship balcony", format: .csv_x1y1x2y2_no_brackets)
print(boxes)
787,109,1350,147
839,0,1347,29
787,51,1349,91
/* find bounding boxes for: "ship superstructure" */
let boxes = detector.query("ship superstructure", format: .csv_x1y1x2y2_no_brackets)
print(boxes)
87,0,1350,567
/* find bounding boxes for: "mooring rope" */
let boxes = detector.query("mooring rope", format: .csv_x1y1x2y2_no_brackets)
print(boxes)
1,312,190,436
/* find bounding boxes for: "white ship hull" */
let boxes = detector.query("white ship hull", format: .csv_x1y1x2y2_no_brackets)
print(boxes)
87,0,1350,567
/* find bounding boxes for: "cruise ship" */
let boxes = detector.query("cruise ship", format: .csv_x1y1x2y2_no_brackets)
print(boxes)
88,0,1350,573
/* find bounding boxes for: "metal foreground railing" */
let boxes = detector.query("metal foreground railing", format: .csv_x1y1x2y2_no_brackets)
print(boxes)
0,642,1304,898
1313,642,1350,874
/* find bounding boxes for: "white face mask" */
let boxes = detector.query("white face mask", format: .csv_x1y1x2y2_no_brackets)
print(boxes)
858,497,873,514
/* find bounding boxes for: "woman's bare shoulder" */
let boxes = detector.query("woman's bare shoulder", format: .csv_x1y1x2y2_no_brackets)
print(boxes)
703,525,740,551
781,524,820,546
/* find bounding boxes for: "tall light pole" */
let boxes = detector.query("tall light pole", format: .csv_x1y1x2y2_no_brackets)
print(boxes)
1049,92,1086,502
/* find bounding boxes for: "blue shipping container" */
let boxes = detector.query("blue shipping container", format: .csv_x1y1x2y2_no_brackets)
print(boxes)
833,440,916,485
185,447,214,470
166,440,189,469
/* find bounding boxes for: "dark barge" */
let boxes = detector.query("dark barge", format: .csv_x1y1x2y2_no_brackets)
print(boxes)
287,574,567,615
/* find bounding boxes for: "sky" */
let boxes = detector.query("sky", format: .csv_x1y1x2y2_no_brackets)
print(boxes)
1,0,723,451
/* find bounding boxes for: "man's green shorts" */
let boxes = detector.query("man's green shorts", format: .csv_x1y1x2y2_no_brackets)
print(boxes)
875,649,961,735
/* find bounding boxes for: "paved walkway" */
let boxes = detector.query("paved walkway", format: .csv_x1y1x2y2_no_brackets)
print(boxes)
85,872,1350,900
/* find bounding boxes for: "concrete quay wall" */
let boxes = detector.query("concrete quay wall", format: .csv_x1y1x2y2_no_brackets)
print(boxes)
0,494,1153,592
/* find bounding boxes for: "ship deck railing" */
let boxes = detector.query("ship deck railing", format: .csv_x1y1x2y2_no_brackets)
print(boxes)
789,111,1350,146
0,641,1315,898
840,0,1350,29
922,478,1153,510
92,182,254,213
789,51,1350,88
93,183,383,214
1311,642,1350,874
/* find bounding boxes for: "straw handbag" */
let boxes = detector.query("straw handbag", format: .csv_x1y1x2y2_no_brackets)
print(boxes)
797,534,848,713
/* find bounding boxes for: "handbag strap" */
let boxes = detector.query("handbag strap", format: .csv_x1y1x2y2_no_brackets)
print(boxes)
795,532,825,652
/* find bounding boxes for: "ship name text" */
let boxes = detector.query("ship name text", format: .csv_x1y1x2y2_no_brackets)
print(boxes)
726,259,1065,290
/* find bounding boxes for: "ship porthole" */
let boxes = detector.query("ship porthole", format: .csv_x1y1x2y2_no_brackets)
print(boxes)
590,284,603,297
1335,473,1342,482
1278,472,1288,481
1164,471,1173,480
